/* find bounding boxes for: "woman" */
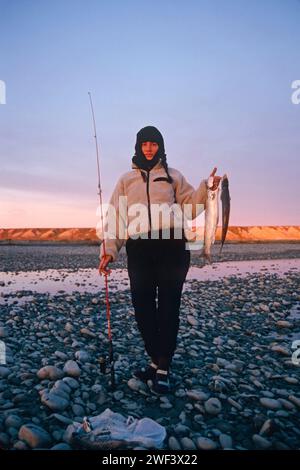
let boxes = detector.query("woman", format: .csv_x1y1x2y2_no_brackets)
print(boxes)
99,126,221,394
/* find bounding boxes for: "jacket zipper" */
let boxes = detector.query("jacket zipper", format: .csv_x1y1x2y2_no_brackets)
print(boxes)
146,170,152,230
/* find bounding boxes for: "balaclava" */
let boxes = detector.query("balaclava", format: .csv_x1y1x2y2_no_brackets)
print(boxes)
132,125,173,182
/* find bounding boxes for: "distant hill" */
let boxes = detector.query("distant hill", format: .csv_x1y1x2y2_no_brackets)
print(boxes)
0,226,299,243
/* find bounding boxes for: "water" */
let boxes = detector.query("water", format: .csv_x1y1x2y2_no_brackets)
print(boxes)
0,258,299,305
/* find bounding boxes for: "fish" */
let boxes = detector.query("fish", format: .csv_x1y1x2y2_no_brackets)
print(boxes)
202,175,220,263
219,174,230,255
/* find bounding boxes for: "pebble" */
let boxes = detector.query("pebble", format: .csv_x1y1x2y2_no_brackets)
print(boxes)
180,437,197,450
51,443,72,450
0,366,11,378
40,391,69,412
259,398,282,410
168,436,181,450
75,350,90,363
186,390,209,401
219,433,233,449
187,315,198,327
204,398,222,415
196,437,217,450
37,366,64,381
18,424,52,449
252,434,272,449
63,360,81,378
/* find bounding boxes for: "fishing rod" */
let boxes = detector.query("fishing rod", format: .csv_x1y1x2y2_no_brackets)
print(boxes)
88,91,115,390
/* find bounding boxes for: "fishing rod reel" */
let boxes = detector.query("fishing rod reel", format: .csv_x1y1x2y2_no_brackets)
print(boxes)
97,354,116,391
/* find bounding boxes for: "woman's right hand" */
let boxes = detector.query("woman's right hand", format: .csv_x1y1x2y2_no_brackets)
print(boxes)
99,255,113,276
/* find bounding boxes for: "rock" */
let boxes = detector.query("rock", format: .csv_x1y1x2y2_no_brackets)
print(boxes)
75,350,90,363
260,398,282,410
0,432,10,448
284,377,298,384
52,380,72,397
41,391,69,412
5,415,24,429
228,397,242,411
63,360,81,378
54,351,68,361
174,424,190,436
18,424,52,449
168,436,181,450
63,377,80,389
271,345,290,356
51,443,72,450
288,395,300,408
180,437,197,450
80,328,96,338
0,327,8,338
63,424,77,444
204,398,222,415
113,391,124,401
187,315,198,327
277,398,295,410
72,404,85,417
259,419,275,436
196,437,217,450
65,322,73,332
127,378,147,392
252,434,272,449
51,414,73,425
276,321,292,328
13,440,29,450
219,433,233,449
186,390,209,401
37,366,64,381
0,366,10,378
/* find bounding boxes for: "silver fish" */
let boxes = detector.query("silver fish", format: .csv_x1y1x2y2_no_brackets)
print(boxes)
202,175,220,263
219,174,230,255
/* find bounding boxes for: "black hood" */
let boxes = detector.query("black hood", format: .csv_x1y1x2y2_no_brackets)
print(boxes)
132,126,166,171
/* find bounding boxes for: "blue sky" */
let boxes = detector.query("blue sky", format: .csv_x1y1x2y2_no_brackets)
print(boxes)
0,0,299,227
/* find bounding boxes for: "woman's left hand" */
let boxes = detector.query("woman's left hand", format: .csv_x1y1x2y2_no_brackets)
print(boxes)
210,167,222,190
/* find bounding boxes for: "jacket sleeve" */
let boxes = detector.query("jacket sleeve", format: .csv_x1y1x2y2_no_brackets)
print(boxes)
99,176,127,262
174,171,207,219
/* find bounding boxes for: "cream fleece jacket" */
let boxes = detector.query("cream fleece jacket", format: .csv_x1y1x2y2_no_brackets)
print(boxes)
99,159,208,261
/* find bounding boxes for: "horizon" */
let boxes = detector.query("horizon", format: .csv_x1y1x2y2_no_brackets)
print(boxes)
1,0,299,228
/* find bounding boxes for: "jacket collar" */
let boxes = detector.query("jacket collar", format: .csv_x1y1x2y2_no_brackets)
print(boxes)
131,158,163,171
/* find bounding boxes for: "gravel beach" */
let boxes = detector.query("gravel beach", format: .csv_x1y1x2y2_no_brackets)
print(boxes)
0,243,299,450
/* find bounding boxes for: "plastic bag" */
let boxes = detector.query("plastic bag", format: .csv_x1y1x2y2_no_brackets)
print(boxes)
70,408,166,449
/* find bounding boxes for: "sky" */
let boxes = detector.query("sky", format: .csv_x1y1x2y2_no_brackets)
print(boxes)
0,0,299,228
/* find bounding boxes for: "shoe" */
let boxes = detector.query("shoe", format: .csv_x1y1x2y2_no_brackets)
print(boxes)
151,369,170,395
133,363,157,383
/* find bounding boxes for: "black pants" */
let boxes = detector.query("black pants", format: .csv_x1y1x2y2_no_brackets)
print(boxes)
126,231,190,367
